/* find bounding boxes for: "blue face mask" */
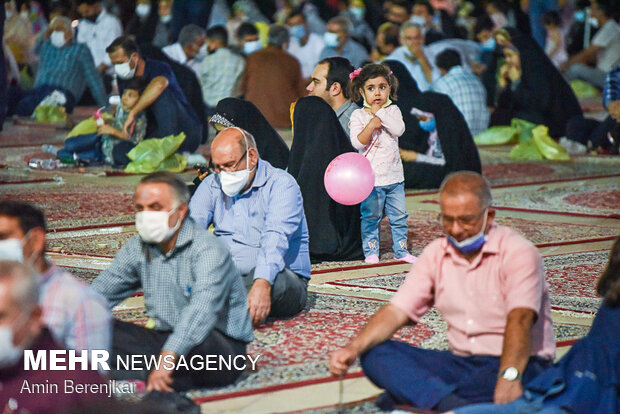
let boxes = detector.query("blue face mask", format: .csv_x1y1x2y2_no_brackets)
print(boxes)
481,37,496,51
447,210,488,254
243,40,262,55
419,117,436,131
289,24,306,40
349,6,365,20
324,32,339,48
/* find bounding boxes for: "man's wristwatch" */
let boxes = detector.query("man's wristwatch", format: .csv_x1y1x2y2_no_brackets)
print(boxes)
499,367,521,381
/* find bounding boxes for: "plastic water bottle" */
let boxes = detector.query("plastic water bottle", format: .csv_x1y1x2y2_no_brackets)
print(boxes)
28,158,69,169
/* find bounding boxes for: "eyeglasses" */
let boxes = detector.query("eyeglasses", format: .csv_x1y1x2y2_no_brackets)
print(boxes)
213,152,246,174
438,208,487,227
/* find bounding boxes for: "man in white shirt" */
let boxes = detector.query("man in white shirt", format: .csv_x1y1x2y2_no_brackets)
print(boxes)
562,0,620,89
286,9,325,79
386,22,440,91
200,25,245,115
76,0,122,74
162,24,206,79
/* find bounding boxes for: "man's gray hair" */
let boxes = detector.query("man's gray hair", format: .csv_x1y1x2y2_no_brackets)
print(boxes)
268,24,289,47
178,24,206,47
328,16,351,34
50,16,72,31
400,21,423,37
439,171,493,208
140,172,191,204
0,261,39,311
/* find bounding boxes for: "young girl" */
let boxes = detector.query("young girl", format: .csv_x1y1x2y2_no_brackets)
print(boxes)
542,11,567,69
348,63,416,264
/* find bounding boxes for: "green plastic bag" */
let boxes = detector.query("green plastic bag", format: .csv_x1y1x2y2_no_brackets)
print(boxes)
474,126,519,145
532,125,570,161
570,80,600,99
510,118,537,143
66,113,114,138
124,133,187,174
509,139,544,160
33,104,67,125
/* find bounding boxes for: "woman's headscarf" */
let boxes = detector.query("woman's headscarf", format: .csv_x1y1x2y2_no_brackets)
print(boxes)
385,60,482,189
211,98,290,169
289,96,363,262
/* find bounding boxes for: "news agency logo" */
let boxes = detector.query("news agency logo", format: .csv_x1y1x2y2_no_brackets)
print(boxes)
24,350,260,371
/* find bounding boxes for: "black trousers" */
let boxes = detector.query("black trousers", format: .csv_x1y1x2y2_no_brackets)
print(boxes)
243,268,309,318
110,319,247,391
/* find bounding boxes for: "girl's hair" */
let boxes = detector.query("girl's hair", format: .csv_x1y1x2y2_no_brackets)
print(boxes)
597,236,620,307
348,63,398,103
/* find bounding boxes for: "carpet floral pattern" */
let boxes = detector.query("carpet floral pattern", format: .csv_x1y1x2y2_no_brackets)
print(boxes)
49,230,136,257
486,178,620,217
0,183,136,229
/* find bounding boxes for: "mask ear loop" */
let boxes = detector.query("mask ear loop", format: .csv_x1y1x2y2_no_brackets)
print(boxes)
231,127,256,172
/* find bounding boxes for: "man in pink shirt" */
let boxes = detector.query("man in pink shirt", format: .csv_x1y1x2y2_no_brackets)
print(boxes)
329,171,555,412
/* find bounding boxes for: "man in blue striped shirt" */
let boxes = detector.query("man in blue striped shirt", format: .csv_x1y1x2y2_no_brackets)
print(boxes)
189,127,311,326
10,16,106,116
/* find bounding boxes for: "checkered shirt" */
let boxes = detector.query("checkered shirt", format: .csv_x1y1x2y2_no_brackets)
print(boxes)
91,218,254,356
432,66,490,136
40,264,112,354
200,47,245,108
604,64,620,109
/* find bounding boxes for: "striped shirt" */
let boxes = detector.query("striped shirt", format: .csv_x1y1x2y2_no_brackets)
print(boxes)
35,39,107,107
92,218,254,356
432,66,489,136
40,264,112,354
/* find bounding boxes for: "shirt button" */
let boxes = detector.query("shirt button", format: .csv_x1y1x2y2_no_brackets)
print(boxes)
469,337,476,343
467,319,473,325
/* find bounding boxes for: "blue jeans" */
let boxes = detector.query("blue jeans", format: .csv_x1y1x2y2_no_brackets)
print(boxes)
58,132,103,163
360,181,409,258
11,84,76,116
454,393,569,414
361,340,552,410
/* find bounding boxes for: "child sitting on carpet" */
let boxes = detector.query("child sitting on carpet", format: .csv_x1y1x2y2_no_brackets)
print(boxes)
44,78,147,166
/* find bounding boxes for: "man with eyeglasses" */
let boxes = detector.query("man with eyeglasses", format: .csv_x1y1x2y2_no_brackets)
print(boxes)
189,127,311,327
329,171,555,412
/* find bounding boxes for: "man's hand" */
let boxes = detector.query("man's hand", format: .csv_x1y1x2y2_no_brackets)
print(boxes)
493,378,523,404
608,100,620,122
123,111,137,136
147,351,176,392
410,44,424,59
329,345,359,377
97,63,108,73
471,62,487,76
399,148,418,162
247,278,271,326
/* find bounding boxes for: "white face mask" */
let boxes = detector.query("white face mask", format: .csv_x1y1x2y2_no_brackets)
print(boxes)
410,15,427,28
136,3,151,18
114,55,136,80
446,210,489,255
135,206,181,244
218,130,256,197
50,31,67,48
20,10,28,19
243,40,262,55
160,14,172,24
5,10,13,19
0,238,24,263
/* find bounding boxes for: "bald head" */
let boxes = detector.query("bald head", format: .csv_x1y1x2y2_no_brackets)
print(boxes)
439,172,492,209
211,127,257,158
210,127,259,186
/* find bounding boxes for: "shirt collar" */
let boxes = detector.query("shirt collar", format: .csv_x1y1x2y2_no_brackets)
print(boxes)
40,263,59,284
335,100,354,117
447,65,465,76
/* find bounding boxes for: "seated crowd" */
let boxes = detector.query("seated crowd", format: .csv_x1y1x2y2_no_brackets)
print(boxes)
1,0,620,412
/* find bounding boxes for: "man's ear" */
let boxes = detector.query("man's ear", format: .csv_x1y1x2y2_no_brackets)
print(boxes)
330,81,342,97
26,227,46,258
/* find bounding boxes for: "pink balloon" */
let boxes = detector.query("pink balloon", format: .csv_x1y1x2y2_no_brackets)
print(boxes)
324,152,375,205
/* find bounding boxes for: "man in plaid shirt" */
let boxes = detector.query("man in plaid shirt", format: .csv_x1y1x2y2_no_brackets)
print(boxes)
92,172,254,392
0,201,112,355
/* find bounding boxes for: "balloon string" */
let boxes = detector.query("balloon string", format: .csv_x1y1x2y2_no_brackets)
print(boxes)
363,130,380,158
